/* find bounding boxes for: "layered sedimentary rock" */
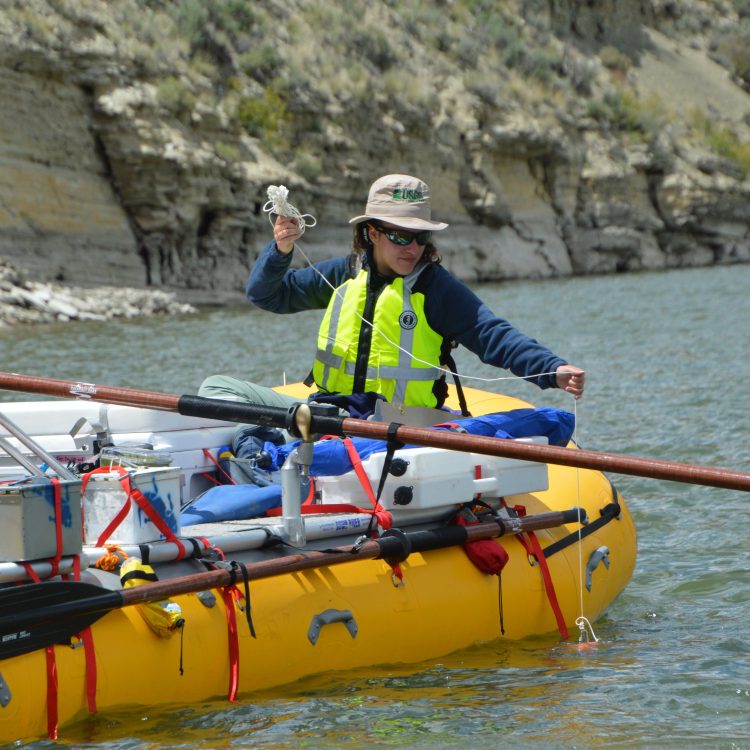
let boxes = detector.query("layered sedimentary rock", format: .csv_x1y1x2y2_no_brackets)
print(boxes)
0,0,747,321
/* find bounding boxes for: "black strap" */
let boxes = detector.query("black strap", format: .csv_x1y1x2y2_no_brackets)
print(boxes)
138,543,150,565
542,501,621,559
363,422,404,538
178,622,185,675
231,561,256,639
375,422,404,504
442,347,470,417
119,567,158,585
498,573,505,636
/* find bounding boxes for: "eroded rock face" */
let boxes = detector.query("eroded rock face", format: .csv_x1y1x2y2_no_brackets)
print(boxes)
0,67,141,287
0,0,747,319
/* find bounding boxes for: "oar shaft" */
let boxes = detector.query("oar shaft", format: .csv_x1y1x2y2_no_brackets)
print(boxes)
1,371,748,492
0,372,182,411
122,512,575,605
343,419,750,493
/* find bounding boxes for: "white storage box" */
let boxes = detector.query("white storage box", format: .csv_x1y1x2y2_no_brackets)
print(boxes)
83,467,181,545
316,438,549,511
0,478,83,561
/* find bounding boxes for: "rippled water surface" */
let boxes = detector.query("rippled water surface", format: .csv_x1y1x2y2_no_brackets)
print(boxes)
2,264,749,749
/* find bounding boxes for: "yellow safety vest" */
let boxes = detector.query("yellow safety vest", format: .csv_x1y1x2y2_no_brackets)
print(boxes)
312,265,444,407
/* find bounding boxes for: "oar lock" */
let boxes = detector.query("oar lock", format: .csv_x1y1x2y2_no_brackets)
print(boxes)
285,402,340,440
377,529,413,567
349,528,412,566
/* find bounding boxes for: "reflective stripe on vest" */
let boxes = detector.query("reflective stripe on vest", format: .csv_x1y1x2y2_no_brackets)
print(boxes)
313,264,444,407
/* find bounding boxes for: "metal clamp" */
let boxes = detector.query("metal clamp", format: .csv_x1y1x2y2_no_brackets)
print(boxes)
308,609,358,645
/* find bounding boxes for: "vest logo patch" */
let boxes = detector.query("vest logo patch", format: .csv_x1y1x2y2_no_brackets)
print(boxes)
399,311,418,330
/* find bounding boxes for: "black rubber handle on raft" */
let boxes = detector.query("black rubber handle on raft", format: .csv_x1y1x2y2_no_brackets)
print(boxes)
377,526,472,566
387,525,468,554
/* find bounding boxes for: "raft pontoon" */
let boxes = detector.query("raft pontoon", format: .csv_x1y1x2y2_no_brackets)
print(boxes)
0,382,636,742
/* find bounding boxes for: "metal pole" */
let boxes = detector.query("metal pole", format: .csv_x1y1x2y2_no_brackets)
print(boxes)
0,411,78,480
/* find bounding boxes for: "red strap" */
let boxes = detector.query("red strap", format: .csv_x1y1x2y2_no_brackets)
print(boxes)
21,563,40,583
501,502,568,639
219,586,240,701
524,531,569,640
267,502,374,517
267,439,394,529
341,438,393,531
202,448,236,485
19,554,60,742
69,555,97,714
49,478,63,577
200,472,223,487
18,564,60,737
81,628,98,714
302,476,316,506
342,438,378,507
473,464,482,500
82,467,186,559
45,646,58,739
81,467,130,547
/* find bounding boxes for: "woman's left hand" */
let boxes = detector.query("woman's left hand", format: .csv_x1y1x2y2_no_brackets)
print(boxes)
556,364,586,399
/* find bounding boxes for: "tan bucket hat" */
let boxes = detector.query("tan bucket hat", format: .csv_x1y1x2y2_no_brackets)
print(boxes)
349,174,449,231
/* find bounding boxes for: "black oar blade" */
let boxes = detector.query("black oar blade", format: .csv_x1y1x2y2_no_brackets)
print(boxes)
0,580,122,660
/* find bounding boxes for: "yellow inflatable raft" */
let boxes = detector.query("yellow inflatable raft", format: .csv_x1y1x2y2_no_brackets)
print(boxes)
0,386,637,742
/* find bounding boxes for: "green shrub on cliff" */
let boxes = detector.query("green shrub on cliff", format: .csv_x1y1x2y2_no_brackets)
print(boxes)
156,76,196,115
168,0,257,48
237,88,290,149
588,88,670,139
691,108,750,176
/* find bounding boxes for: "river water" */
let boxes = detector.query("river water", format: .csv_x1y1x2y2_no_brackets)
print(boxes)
2,263,750,749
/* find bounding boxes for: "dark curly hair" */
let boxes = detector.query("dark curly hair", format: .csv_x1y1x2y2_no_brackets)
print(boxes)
352,222,442,265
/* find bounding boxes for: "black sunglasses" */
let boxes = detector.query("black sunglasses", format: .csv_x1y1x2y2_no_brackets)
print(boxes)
373,224,432,246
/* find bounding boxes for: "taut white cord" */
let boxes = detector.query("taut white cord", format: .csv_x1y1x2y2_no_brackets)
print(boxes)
572,399,600,645
262,185,561,389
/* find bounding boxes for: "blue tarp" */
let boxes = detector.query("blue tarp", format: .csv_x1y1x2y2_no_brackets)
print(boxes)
181,483,282,526
264,406,575,476
179,407,574,526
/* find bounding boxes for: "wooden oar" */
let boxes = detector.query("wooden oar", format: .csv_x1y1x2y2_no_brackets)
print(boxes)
0,509,578,660
0,371,748,492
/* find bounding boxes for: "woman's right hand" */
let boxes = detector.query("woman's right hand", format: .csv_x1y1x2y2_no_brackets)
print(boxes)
273,216,303,254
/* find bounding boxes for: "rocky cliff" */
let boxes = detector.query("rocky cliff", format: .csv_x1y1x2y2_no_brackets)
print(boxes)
0,0,748,321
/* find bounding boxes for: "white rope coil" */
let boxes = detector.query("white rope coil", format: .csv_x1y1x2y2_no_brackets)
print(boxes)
264,185,317,235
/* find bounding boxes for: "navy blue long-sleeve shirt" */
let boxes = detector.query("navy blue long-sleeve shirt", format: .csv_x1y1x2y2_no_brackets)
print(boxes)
247,241,566,389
